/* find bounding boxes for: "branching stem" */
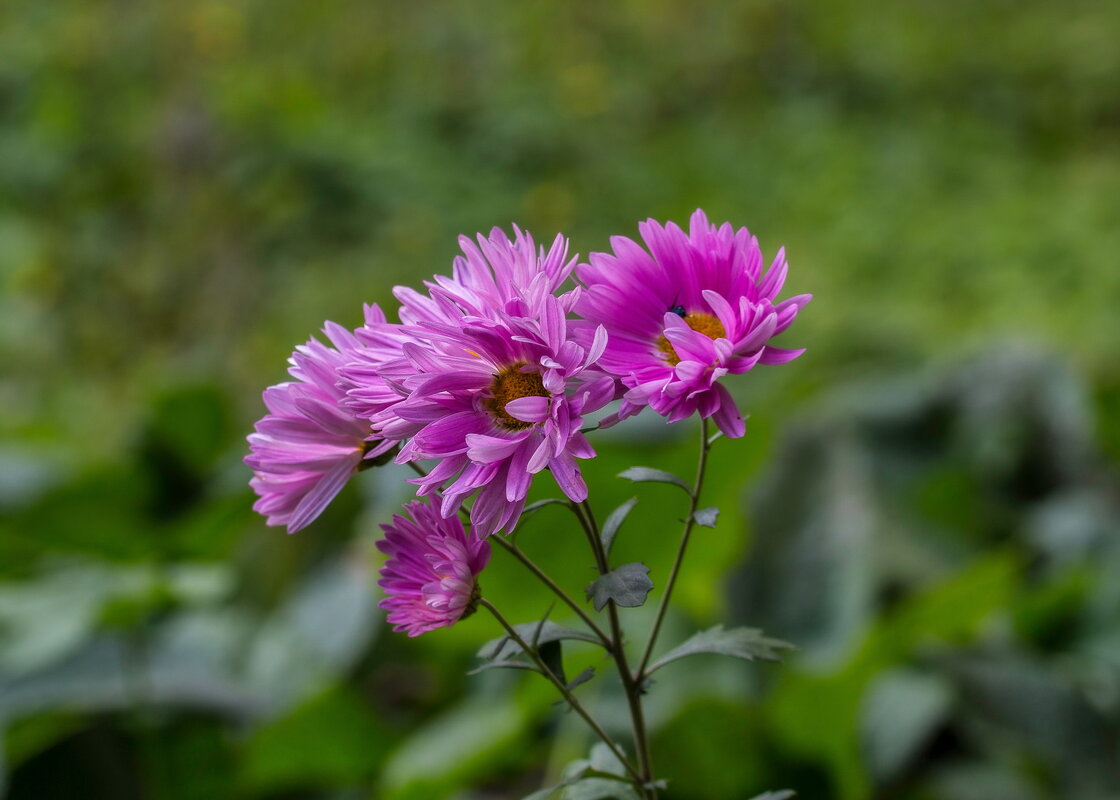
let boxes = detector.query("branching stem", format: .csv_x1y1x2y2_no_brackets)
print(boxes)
479,598,642,786
635,417,713,681
571,500,657,800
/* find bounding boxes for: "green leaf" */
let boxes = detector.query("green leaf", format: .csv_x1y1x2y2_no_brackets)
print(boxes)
692,506,720,528
749,792,795,800
476,621,602,660
585,563,654,611
601,497,638,556
562,778,641,799
466,660,539,676
618,467,690,495
646,625,794,674
566,666,596,691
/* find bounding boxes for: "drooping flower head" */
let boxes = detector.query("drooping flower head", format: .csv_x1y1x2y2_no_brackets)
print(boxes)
245,306,397,533
377,499,491,637
574,209,810,437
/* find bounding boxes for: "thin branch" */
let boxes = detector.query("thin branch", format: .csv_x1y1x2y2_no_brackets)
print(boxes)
571,500,657,799
479,598,643,786
635,417,713,681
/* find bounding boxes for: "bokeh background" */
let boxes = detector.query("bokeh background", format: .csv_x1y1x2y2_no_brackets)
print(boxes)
2,1,1119,798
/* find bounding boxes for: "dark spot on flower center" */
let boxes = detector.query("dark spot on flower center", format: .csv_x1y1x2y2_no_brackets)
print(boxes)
485,363,549,430
655,312,727,366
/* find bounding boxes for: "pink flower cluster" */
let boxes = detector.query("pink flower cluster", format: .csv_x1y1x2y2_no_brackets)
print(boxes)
246,210,809,635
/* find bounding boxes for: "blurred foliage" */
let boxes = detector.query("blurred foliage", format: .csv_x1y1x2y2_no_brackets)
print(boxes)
1,0,1119,798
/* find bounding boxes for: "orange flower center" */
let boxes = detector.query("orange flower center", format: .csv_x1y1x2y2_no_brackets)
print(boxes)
484,363,549,430
655,312,727,366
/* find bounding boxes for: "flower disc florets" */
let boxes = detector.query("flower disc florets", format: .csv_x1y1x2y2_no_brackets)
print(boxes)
574,209,810,438
485,364,550,430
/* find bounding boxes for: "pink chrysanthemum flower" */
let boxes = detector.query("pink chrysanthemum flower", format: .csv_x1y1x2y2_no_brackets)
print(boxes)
370,294,613,537
377,499,491,637
574,209,811,438
245,307,396,533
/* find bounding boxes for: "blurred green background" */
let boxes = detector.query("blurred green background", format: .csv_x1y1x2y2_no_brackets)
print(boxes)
2,1,1118,798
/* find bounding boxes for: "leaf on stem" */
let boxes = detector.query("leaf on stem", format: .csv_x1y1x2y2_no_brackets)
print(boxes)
645,625,795,674
617,467,691,495
692,506,720,528
585,563,653,611
522,743,641,800
476,621,602,661
565,667,596,691
600,497,638,556
467,660,540,676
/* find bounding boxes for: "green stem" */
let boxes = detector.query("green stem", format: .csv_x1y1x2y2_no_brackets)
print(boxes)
479,598,642,786
490,536,614,648
572,501,657,800
635,417,713,681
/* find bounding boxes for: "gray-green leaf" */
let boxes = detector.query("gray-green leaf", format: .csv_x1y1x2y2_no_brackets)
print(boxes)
693,506,720,527
566,666,596,690
585,563,653,611
617,467,690,494
601,497,638,555
749,792,795,800
477,621,601,660
646,625,795,674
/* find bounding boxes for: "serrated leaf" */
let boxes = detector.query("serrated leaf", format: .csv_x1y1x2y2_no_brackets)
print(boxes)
617,467,690,494
601,497,637,555
693,506,720,528
646,625,795,674
749,791,795,800
585,563,653,611
477,621,601,660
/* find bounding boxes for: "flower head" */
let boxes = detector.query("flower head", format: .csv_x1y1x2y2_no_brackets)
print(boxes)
574,209,810,437
245,307,396,533
370,293,613,537
377,499,491,637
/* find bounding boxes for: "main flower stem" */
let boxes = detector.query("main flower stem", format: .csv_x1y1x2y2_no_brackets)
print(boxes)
635,417,713,681
572,500,657,800
478,598,642,786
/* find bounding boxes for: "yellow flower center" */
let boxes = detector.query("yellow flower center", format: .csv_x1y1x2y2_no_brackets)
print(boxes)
484,363,549,430
655,312,727,366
